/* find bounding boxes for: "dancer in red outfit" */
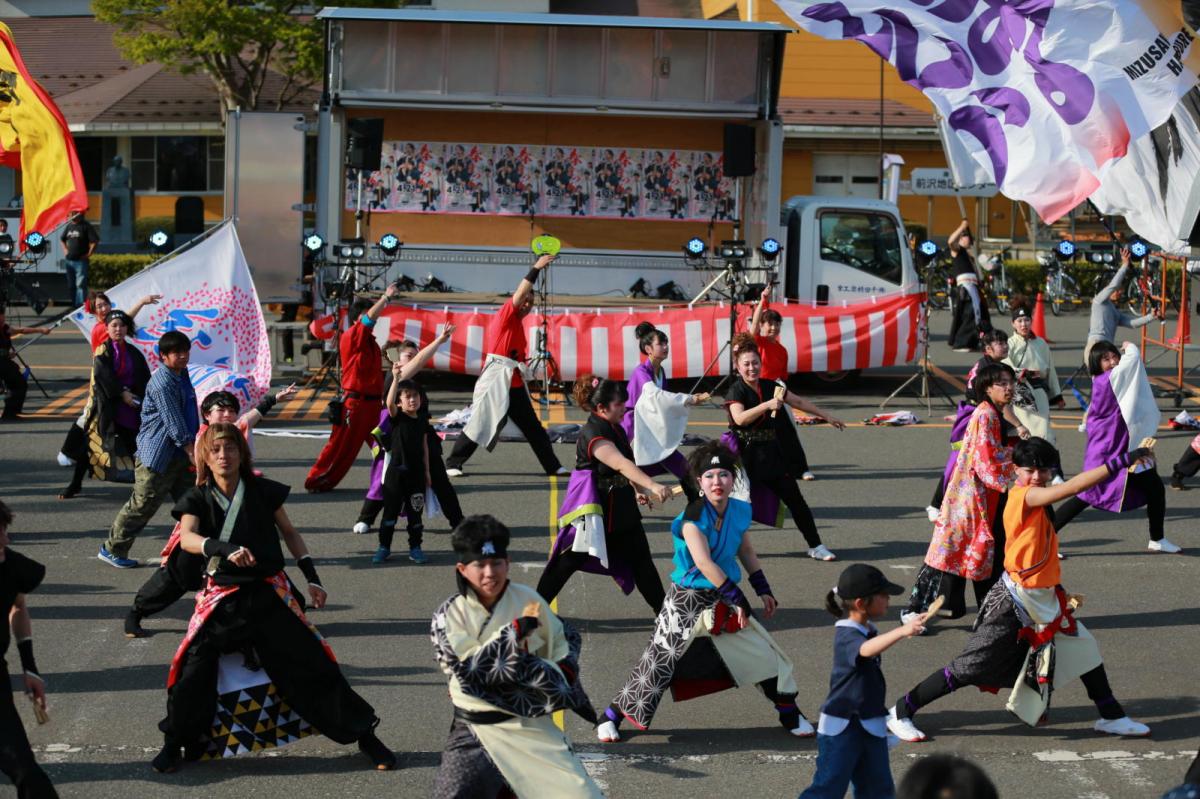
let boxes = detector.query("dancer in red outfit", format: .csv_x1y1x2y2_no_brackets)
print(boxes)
304,284,399,492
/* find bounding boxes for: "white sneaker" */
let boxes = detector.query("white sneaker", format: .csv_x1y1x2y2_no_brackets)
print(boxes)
352,522,369,535
1094,716,1150,737
596,720,621,743
801,471,816,481
887,706,927,742
899,611,926,635
554,466,570,476
808,544,837,562
925,505,940,523
56,452,75,467
789,714,815,737
1148,538,1182,554
445,468,464,478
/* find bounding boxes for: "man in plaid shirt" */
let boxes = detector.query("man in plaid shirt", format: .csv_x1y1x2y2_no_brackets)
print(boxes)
100,331,199,568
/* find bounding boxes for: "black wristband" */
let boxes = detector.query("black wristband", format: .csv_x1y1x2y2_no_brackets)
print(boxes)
524,267,541,284
17,639,38,676
297,555,320,585
202,539,237,559
256,394,278,416
513,616,540,638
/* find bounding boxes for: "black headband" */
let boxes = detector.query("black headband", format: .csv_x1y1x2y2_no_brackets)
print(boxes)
698,453,738,475
455,537,509,564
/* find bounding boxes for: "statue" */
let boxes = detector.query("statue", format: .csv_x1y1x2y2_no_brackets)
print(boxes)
100,155,134,249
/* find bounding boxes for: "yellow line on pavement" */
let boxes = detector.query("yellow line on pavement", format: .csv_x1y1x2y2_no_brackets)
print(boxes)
29,384,89,416
276,387,318,420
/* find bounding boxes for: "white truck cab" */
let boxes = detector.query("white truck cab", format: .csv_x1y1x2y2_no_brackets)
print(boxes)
781,195,920,305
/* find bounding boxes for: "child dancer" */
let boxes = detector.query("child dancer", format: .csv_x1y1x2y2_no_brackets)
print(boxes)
748,288,814,480
888,437,1152,742
596,442,812,743
539,376,673,612
799,564,927,799
724,334,844,561
353,327,459,535
623,322,708,501
430,515,603,798
375,378,431,564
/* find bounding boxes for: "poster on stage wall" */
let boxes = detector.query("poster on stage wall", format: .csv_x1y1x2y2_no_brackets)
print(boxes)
540,146,589,217
639,150,690,220
688,151,737,222
441,143,489,214
382,141,442,213
488,144,540,215
590,147,640,218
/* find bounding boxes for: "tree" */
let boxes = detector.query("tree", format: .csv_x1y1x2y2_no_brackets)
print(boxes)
93,0,404,115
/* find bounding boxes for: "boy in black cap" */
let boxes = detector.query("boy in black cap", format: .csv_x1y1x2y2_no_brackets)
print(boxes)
429,515,602,798
800,564,926,799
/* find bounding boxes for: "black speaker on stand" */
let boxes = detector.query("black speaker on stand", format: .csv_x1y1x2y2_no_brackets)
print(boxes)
346,118,384,172
723,123,757,178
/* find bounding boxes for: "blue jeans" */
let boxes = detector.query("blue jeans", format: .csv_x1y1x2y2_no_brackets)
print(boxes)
799,719,895,799
63,257,88,307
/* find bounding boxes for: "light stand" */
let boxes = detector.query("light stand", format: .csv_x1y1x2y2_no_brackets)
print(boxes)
525,265,569,406
687,262,746,397
879,300,955,413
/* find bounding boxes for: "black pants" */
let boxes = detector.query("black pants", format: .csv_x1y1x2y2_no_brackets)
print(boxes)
1173,446,1200,481
1053,469,1165,541
0,357,28,418
361,454,464,531
431,717,511,799
898,663,1124,721
130,546,206,619
161,582,376,747
379,466,424,550
537,489,665,613
758,472,822,548
445,387,562,474
0,674,57,799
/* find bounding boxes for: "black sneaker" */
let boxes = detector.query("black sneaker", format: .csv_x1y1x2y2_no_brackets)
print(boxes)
1170,474,1187,491
124,611,147,639
358,732,397,770
152,743,184,773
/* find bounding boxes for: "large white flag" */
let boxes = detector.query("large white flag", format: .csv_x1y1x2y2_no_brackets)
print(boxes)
778,0,1200,222
69,223,273,409
1090,87,1200,251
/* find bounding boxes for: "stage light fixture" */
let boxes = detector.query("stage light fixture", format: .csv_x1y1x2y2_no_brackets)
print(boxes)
684,237,706,258
629,278,649,298
1089,252,1104,264
335,240,367,259
759,237,781,261
1103,252,1114,264
719,241,748,260
0,240,12,257
1054,240,1076,261
378,233,401,259
656,280,686,301
22,231,46,257
303,234,325,254
915,240,938,269
1129,239,1149,261
149,230,171,254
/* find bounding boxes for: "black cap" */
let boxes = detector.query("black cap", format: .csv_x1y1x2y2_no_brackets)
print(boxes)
1012,305,1031,320
836,564,904,600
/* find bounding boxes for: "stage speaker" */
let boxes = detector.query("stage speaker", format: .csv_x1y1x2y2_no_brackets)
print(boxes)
346,118,384,172
723,123,756,178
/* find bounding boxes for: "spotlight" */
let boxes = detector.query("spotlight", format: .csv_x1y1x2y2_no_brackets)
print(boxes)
335,240,366,259
1054,240,1076,261
684,237,707,258
1129,239,1149,262
1102,252,1114,264
719,240,748,260
915,240,938,268
0,240,12,257
23,230,46,256
759,237,781,262
303,234,325,254
149,229,171,254
378,233,401,259
629,278,649,298
1090,252,1104,264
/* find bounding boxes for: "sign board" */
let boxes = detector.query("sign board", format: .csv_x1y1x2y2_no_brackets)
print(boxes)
909,168,997,197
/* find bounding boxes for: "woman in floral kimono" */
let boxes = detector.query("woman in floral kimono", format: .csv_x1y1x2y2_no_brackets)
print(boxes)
904,363,1017,624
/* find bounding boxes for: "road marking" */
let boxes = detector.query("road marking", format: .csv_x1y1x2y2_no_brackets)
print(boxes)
543,387,566,733
28,384,88,416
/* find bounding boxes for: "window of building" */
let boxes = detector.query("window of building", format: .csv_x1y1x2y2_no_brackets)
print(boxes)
128,135,223,192
818,211,904,284
75,137,118,192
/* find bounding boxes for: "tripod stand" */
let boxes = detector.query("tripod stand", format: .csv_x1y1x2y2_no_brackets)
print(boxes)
526,266,569,405
880,300,955,414
688,264,746,397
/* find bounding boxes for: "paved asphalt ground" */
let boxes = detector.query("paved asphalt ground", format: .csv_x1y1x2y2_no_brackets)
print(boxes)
2,306,1200,798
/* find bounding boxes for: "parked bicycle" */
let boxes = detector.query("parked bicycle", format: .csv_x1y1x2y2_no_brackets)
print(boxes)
1040,251,1084,315
978,247,1011,314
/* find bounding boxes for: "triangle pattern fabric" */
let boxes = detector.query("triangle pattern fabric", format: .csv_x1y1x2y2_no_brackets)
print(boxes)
201,652,319,759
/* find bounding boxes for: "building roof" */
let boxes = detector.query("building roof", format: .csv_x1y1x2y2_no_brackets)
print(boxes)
2,16,316,131
549,0,706,16
318,6,788,32
779,97,933,129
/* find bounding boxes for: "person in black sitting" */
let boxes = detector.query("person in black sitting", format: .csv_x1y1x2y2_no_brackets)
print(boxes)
946,218,992,352
538,376,673,613
154,423,395,774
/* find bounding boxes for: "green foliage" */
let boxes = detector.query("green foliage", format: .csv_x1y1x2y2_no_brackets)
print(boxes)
90,254,157,289
93,0,407,112
133,217,175,249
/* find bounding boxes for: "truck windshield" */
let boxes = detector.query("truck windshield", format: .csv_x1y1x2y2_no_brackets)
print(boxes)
818,211,904,285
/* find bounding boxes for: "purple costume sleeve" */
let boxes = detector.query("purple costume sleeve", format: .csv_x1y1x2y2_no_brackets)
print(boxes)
1077,371,1143,512
621,360,653,441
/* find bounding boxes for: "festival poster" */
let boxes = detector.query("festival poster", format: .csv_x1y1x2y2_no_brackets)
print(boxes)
590,147,640,219
441,142,489,214
487,144,540,215
539,146,589,217
382,141,442,213
688,151,738,222
638,149,688,220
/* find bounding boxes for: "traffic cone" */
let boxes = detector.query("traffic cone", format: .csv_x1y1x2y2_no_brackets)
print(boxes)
1169,302,1190,346
1031,292,1053,343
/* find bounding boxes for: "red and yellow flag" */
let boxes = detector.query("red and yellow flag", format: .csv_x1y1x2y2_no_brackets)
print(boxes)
0,21,87,242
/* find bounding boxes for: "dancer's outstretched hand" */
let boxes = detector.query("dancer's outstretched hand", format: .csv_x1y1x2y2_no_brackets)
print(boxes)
900,611,927,637
824,415,847,431
275,383,299,403
650,483,672,504
308,584,328,610
761,594,778,620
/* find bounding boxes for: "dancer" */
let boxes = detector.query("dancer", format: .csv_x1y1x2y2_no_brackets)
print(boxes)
724,334,844,561
905,363,1017,623
622,321,708,502
124,385,295,638
539,376,673,612
888,437,1152,743
946,218,991,352
595,442,812,743
1168,432,1200,491
1004,301,1064,446
354,327,462,535
101,330,199,568
305,284,399,493
799,564,926,799
1085,246,1159,367
1053,341,1180,553
59,311,151,498
0,500,59,798
155,423,395,773
81,290,161,352
430,515,603,798
373,377,434,564
748,288,815,480
0,307,52,422
444,253,567,478
925,330,1028,521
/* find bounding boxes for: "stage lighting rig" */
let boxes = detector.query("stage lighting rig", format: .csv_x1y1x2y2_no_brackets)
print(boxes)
915,240,939,269
150,230,172,254
378,233,401,260
683,237,707,267
303,234,325,256
1129,239,1149,262
22,231,47,262
1054,240,1076,261
759,237,781,263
